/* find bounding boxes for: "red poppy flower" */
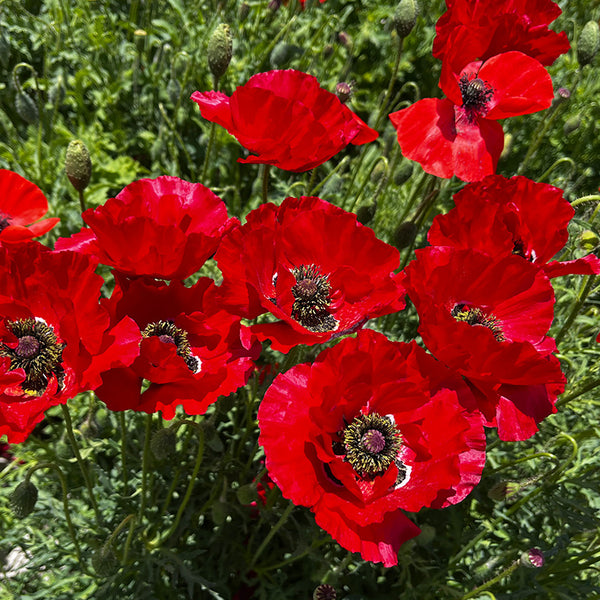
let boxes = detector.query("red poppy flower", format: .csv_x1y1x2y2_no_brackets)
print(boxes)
428,175,600,278
191,70,378,173
0,243,140,443
215,196,406,353
433,0,570,94
404,247,566,441
55,176,233,280
0,169,59,244
95,273,260,419
258,329,486,566
389,51,554,182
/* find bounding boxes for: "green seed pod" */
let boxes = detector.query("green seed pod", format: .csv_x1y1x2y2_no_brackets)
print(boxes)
393,221,417,250
356,202,377,225
208,24,233,82
65,139,92,193
578,20,600,66
15,91,39,124
393,0,419,39
563,114,582,136
393,161,414,186
151,427,177,461
313,584,337,600
92,544,118,577
10,480,38,518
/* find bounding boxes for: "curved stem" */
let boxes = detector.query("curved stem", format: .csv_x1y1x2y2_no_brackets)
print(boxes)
138,413,153,522
555,274,596,345
249,501,294,569
375,35,404,130
459,559,520,600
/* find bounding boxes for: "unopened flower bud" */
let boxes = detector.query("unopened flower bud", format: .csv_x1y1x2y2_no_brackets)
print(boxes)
393,221,417,250
208,24,233,82
323,44,334,59
10,480,38,518
238,2,250,21
92,544,118,577
578,20,600,66
521,547,544,568
313,583,336,600
15,91,39,124
151,427,177,461
236,483,258,505
563,114,582,136
393,0,419,39
65,139,92,192
338,31,352,48
336,82,353,104
487,480,521,502
579,229,599,251
393,161,414,186
356,202,377,225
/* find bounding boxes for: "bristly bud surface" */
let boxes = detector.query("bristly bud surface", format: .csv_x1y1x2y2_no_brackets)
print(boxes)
578,20,600,66
65,139,92,192
208,24,233,82
10,480,38,518
393,0,419,39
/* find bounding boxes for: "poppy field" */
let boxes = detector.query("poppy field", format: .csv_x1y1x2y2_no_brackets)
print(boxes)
1,0,600,598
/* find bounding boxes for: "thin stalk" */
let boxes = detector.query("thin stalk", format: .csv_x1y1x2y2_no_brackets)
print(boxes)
570,194,600,209
538,157,576,182
60,404,102,527
77,189,86,214
138,413,153,522
375,35,404,130
249,501,294,569
201,122,217,182
262,164,271,204
459,559,520,600
119,411,129,491
555,275,596,345
557,375,600,407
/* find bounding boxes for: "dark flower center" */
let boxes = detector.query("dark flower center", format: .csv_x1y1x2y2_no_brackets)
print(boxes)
291,264,337,333
142,320,199,372
459,74,494,121
0,212,11,232
342,412,402,477
451,303,505,342
0,318,64,394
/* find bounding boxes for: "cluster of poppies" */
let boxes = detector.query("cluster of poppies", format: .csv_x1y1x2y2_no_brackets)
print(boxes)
390,0,570,181
1,0,596,571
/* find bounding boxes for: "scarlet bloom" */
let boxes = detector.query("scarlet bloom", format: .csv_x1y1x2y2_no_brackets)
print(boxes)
389,51,554,182
433,0,570,93
0,243,139,443
0,169,59,244
428,175,600,278
55,176,233,280
258,329,486,567
215,196,406,353
404,247,566,441
191,70,378,172
95,274,260,419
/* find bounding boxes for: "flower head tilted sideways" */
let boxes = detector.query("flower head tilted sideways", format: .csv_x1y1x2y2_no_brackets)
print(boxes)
0,243,140,443
433,0,570,95
0,169,59,244
427,175,600,278
389,51,554,182
214,196,406,353
55,176,235,280
95,274,261,419
191,69,378,172
258,329,486,567
404,247,566,441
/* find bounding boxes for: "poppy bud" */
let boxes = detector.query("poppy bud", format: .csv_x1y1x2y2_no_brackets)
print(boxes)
92,544,119,577
151,427,177,461
356,202,377,225
10,480,38,518
563,114,581,136
15,91,39,124
236,483,258,505
370,161,387,183
487,480,521,501
65,139,92,193
323,44,334,59
393,221,417,250
270,42,302,68
393,161,414,186
208,24,233,82
521,548,544,568
313,584,337,600
335,82,353,104
393,0,419,39
238,2,250,21
577,20,600,66
338,31,352,48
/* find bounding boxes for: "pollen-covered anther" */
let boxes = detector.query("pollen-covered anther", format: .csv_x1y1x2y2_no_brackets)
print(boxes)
459,74,494,120
142,320,199,372
343,412,402,477
451,303,506,342
0,318,64,394
291,264,337,333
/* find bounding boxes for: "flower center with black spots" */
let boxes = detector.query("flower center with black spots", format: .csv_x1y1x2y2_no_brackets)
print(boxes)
142,320,199,372
458,74,494,121
0,318,64,394
342,412,401,477
0,212,11,232
452,303,505,342
291,264,337,333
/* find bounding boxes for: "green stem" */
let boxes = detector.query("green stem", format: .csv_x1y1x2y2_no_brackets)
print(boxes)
138,413,153,522
249,501,294,570
459,560,520,600
571,194,600,209
119,411,129,491
27,462,82,564
60,404,102,527
262,164,271,204
201,121,217,182
555,275,596,345
78,189,86,214
538,157,575,182
557,375,600,407
375,35,404,130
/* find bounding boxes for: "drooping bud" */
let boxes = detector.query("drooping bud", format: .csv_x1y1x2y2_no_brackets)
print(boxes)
393,161,414,186
65,139,92,192
338,31,352,49
313,583,337,600
577,20,600,66
236,483,258,505
10,480,38,518
393,221,417,250
393,0,419,39
92,544,119,577
356,202,377,225
15,91,39,124
487,480,521,502
335,82,353,104
521,548,545,568
563,114,582,136
151,427,177,461
208,24,233,83
238,2,250,21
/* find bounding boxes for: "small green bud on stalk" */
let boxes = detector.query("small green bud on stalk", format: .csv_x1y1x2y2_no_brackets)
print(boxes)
10,480,38,518
238,2,250,21
92,544,119,577
580,229,599,251
563,114,582,136
393,161,414,186
578,20,600,66
236,483,258,505
151,427,177,461
393,0,419,39
393,221,417,250
356,202,377,225
65,139,92,193
15,91,39,124
208,24,233,84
